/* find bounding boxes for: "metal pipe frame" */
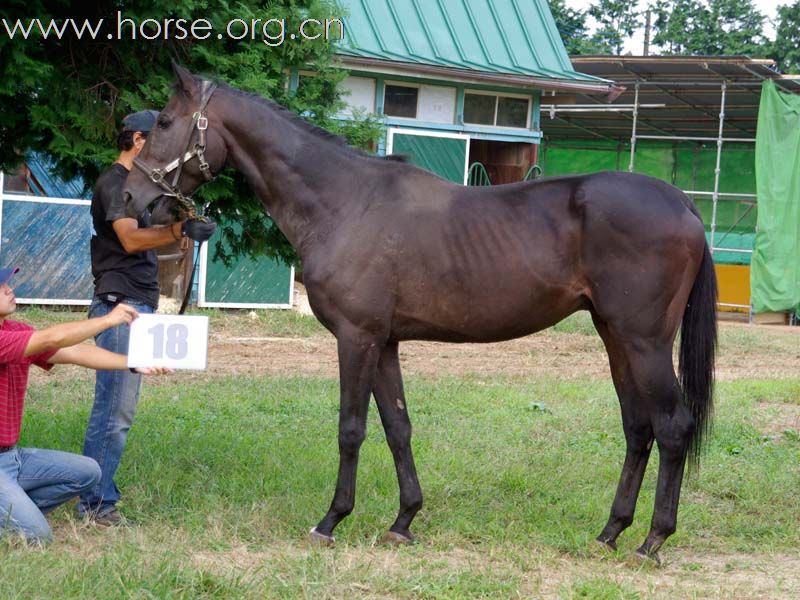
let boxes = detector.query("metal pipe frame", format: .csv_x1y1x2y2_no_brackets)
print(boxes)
625,79,756,316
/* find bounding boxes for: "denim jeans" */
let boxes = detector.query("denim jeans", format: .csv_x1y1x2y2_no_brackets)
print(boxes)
0,447,101,543
78,297,153,516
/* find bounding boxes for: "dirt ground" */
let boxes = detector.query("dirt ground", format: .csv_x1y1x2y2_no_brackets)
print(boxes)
204,321,800,382
32,318,800,387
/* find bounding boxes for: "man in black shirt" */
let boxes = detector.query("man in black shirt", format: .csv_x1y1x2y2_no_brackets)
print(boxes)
81,110,215,526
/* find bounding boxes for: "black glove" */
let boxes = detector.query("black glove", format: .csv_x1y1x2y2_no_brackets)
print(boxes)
181,218,217,242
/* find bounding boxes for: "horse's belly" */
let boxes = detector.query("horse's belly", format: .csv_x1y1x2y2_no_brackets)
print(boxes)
390,276,584,343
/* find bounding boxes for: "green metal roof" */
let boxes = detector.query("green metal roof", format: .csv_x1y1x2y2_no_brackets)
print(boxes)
336,0,608,89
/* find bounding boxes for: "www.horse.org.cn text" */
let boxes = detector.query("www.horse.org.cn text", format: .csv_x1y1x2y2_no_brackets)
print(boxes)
1,12,345,47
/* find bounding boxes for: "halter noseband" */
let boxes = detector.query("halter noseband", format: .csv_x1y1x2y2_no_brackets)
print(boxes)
133,79,218,219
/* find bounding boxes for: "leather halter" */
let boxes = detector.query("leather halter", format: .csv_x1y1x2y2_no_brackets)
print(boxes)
133,79,217,219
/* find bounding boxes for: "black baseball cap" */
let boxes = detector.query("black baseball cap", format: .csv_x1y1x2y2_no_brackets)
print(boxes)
122,110,159,133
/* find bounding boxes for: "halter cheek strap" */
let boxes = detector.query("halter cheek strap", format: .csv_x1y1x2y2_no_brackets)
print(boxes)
133,79,218,219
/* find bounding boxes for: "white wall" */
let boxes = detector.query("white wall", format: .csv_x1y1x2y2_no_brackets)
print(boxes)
338,76,376,116
417,85,456,124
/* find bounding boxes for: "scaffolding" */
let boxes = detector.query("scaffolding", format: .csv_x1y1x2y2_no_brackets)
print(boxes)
626,80,753,310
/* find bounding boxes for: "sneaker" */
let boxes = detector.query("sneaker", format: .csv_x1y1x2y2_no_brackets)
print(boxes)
87,506,127,527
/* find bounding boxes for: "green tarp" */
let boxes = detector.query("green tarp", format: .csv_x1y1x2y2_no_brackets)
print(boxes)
751,80,800,315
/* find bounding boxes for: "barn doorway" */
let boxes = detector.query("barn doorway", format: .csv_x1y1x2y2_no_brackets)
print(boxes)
468,140,538,185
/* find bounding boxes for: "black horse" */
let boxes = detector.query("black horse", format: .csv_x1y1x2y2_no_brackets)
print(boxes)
124,66,717,562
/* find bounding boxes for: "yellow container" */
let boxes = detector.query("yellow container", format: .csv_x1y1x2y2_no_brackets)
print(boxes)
714,264,750,313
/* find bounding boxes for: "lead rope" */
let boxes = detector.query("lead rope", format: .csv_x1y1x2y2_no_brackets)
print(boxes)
178,240,200,315
178,203,210,315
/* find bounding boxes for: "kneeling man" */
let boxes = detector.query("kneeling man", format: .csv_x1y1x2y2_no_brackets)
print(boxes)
0,266,168,543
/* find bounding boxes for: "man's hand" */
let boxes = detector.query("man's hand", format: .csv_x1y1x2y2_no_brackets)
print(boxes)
133,366,174,375
182,218,217,242
105,303,139,327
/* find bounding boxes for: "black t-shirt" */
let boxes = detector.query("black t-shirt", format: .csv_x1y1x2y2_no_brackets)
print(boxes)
90,163,159,308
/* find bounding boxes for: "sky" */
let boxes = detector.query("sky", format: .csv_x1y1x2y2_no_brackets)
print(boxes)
563,0,784,54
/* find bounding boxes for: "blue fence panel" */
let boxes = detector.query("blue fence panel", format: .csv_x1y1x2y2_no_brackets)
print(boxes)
0,199,93,302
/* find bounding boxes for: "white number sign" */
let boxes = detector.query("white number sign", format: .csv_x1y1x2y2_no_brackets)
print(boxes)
127,314,209,370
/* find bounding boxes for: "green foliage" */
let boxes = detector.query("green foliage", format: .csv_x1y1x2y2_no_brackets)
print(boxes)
771,1,800,72
547,0,621,55
547,0,590,55
588,0,643,55
652,0,769,55
0,0,382,266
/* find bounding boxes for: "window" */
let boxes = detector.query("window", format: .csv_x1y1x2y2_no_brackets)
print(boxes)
464,93,495,125
464,92,529,128
384,84,418,118
497,96,529,128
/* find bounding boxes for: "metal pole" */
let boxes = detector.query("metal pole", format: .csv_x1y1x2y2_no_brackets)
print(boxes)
628,82,640,172
635,135,755,143
709,82,727,256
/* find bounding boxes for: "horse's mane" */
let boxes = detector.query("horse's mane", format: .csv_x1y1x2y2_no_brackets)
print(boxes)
176,78,407,163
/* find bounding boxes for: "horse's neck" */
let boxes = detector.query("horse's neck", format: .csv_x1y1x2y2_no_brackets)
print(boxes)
220,93,363,257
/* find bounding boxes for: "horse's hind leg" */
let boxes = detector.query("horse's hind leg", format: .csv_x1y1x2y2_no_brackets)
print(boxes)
635,353,693,562
593,316,655,550
604,332,693,563
311,331,383,542
373,342,423,543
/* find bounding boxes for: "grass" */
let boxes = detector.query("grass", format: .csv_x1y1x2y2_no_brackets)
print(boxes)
3,308,800,598
4,372,800,598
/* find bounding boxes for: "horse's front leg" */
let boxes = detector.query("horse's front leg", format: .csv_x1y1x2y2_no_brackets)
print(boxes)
310,331,383,543
373,342,422,544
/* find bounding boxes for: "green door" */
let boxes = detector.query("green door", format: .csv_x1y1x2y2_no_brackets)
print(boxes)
387,129,469,184
199,225,294,308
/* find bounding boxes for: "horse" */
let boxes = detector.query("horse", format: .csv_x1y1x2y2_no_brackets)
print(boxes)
123,65,717,563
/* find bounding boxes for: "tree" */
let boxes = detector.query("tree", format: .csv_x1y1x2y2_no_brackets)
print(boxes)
588,0,643,55
771,1,800,73
652,0,769,56
651,0,704,54
0,0,381,265
547,0,592,55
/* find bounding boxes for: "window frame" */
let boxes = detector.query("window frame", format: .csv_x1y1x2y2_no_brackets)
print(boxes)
463,89,531,129
383,81,421,119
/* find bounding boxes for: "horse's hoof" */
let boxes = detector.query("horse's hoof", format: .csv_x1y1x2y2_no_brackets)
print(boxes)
593,537,617,552
309,527,335,546
381,530,415,545
634,548,661,567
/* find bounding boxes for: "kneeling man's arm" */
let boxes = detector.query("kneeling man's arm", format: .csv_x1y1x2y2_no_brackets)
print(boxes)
48,344,171,375
24,304,138,357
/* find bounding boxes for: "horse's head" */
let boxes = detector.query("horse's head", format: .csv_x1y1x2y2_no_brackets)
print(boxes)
123,64,228,221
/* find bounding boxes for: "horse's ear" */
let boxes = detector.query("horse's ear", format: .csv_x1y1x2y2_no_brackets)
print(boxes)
171,61,198,99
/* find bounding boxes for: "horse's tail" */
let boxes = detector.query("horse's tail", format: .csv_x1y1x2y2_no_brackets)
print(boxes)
679,241,718,466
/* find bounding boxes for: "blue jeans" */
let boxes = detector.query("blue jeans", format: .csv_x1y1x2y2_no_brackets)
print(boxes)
78,297,153,516
0,447,101,543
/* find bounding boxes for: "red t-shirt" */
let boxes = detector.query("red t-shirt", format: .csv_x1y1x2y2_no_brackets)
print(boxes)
0,320,57,445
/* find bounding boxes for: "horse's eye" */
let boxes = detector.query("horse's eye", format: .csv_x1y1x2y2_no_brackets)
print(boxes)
157,118,171,129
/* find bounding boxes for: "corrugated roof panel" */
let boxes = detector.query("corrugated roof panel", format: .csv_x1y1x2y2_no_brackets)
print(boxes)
416,1,467,66
337,0,602,84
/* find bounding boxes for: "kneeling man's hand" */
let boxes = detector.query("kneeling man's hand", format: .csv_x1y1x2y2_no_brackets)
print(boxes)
132,366,174,375
107,303,139,327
